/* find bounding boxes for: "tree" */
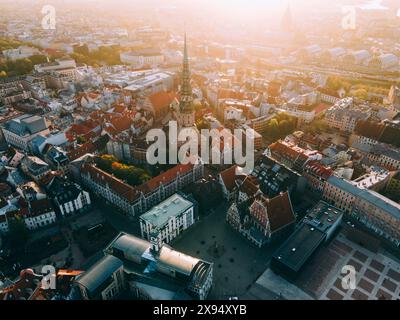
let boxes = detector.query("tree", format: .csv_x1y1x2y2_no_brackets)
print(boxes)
0,71,6,78
76,136,87,144
29,54,48,65
196,119,210,130
279,120,290,135
268,118,280,138
97,154,118,171
193,100,203,112
352,89,368,100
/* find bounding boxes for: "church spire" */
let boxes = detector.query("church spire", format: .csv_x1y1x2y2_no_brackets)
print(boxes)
281,1,293,33
180,32,193,112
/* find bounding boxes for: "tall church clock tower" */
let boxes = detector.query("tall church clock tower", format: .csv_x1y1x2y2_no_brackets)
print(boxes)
178,33,195,127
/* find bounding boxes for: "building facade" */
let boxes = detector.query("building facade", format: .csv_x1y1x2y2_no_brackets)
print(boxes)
80,159,203,218
140,193,195,244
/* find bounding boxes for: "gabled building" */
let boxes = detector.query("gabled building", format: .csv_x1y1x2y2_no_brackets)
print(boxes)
226,192,296,247
22,198,57,230
5,197,57,231
21,156,51,182
140,91,177,121
303,161,333,194
266,140,322,173
44,176,91,217
251,155,304,198
2,115,50,151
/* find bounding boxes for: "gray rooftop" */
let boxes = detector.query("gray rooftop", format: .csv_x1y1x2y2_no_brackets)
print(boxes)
327,176,400,219
273,223,326,272
140,193,193,228
5,115,48,136
75,255,123,293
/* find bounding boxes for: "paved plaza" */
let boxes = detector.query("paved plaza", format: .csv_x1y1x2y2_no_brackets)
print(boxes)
320,233,400,300
172,203,279,299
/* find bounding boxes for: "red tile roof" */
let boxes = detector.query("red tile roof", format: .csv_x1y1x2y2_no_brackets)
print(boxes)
81,162,195,203
144,163,193,191
81,163,140,202
219,165,238,192
0,269,42,300
148,91,177,111
269,141,301,161
27,199,54,218
110,116,132,133
304,161,333,179
314,102,330,115
218,89,246,100
254,192,295,232
67,141,97,161
239,175,260,198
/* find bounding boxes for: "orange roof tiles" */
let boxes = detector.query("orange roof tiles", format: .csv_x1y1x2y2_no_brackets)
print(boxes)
148,91,177,110
219,165,239,192
255,192,295,232
81,162,195,204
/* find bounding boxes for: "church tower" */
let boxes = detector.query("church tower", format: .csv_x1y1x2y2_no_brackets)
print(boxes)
281,2,294,33
178,33,195,127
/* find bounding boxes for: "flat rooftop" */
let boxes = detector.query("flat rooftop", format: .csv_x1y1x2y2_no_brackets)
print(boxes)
123,72,173,92
273,223,326,273
140,193,193,228
352,171,390,189
303,201,343,233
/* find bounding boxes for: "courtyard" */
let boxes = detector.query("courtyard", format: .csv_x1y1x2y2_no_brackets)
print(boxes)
172,202,280,300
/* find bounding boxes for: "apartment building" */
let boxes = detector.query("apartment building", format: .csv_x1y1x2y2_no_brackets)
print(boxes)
140,193,195,244
79,158,203,217
2,115,50,151
323,176,400,245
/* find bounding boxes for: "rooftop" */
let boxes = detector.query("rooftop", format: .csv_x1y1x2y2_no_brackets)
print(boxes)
303,201,343,233
140,193,194,228
273,223,326,273
75,255,123,294
5,114,48,137
327,176,400,219
123,72,173,92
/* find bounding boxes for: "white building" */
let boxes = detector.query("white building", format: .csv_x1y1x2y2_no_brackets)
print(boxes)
2,115,50,151
34,58,79,86
323,176,400,245
2,46,40,61
369,53,399,70
120,49,164,68
123,71,174,97
49,179,92,217
140,193,195,244
224,106,244,122
34,58,77,73
22,199,57,231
